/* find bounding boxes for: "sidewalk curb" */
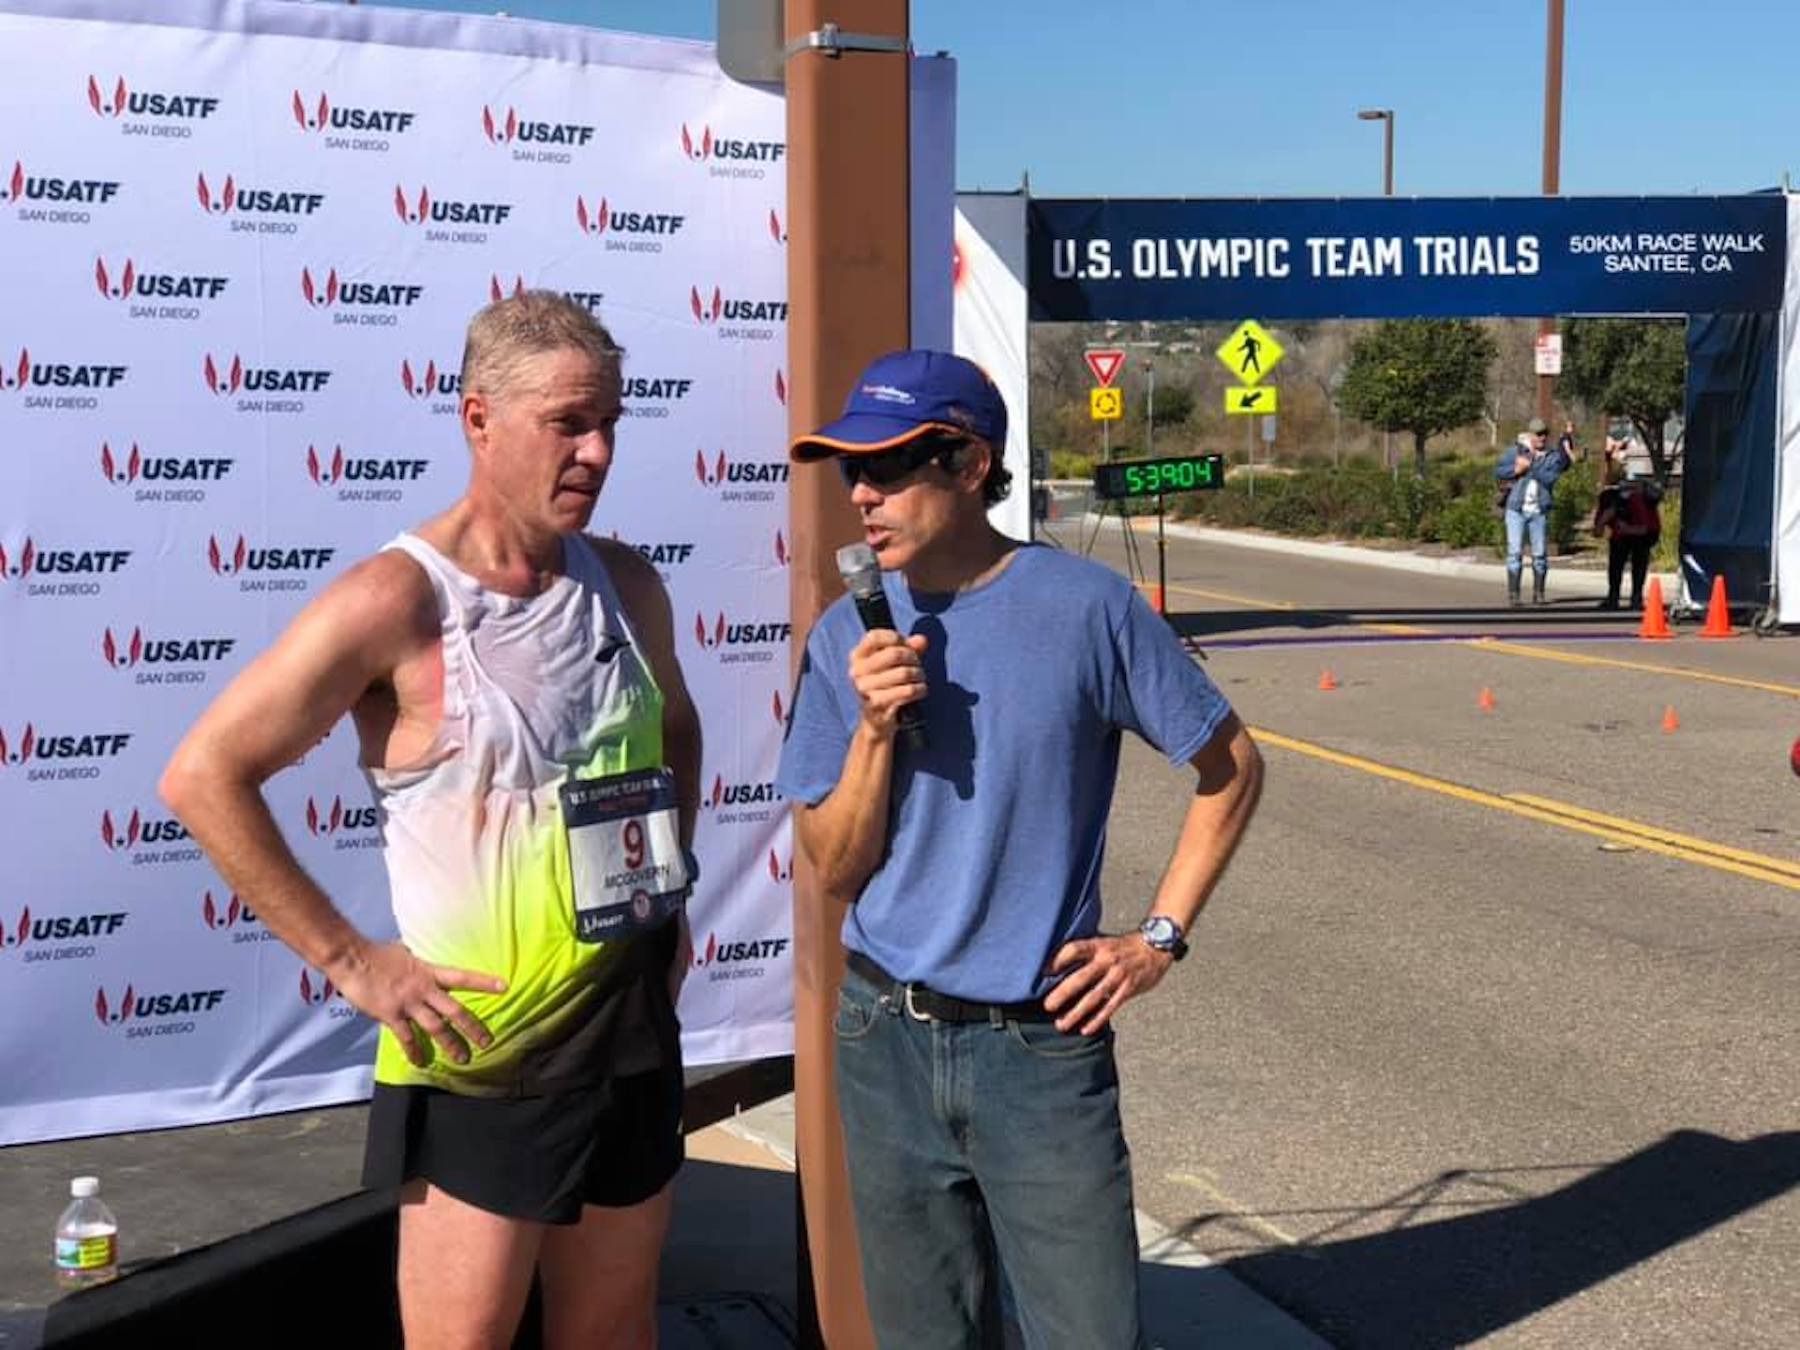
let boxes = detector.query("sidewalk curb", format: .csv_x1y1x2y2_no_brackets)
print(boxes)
1085,515,1653,599
721,1095,1329,1349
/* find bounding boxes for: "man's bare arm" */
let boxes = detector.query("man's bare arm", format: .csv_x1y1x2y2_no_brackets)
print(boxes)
1046,714,1264,1034
160,552,503,1065
792,631,926,902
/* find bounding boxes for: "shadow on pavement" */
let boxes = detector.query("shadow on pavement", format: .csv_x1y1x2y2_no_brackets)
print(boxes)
1151,1130,1800,1349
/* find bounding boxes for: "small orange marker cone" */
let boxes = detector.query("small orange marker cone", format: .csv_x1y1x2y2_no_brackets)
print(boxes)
1638,577,1673,640
1317,668,1338,692
1661,705,1681,733
1699,575,1736,639
1478,687,1496,712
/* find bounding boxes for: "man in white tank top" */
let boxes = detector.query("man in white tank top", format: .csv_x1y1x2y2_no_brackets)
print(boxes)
162,293,702,1348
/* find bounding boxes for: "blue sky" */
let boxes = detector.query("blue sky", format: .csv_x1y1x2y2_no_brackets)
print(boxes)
369,0,1795,198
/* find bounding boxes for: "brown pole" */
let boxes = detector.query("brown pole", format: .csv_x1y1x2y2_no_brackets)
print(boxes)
1383,112,1394,197
785,3,910,1346
1536,0,1565,427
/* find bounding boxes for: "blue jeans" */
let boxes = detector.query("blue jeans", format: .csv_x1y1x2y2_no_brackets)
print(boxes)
833,964,1146,1349
1504,508,1548,578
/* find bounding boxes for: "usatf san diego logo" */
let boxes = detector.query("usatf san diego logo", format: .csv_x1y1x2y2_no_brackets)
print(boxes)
292,90,415,153
301,266,425,327
705,771,781,824
95,983,228,1038
768,209,786,244
691,612,791,666
100,442,233,503
2,347,128,413
95,255,228,322
400,357,462,415
690,284,786,340
1,536,133,598
205,534,337,594
195,173,325,237
689,931,791,981
305,444,431,504
99,807,199,867
679,123,785,179
103,625,236,686
304,794,381,851
201,353,330,415
2,904,128,967
393,183,514,245
575,195,686,254
483,105,594,164
87,75,219,135
1,722,131,783
694,450,789,503
620,374,694,421
3,160,121,225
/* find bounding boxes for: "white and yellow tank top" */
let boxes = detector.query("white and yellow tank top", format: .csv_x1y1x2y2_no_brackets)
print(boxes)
365,532,666,1095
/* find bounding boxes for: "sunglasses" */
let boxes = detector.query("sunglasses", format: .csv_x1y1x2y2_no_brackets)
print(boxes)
837,433,966,490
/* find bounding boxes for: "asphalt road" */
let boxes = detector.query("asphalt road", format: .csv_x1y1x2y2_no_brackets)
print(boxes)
1071,520,1800,1347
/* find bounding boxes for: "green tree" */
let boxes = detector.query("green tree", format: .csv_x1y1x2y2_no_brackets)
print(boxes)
1558,319,1685,482
1337,319,1497,477
1150,381,1195,426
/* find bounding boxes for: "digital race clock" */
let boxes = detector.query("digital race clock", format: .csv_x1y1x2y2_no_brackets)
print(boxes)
1092,453,1227,500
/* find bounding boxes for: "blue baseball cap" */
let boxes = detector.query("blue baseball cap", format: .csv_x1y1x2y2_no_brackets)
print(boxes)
791,349,1007,461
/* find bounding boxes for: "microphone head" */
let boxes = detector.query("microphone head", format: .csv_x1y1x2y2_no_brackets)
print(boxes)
836,542,882,598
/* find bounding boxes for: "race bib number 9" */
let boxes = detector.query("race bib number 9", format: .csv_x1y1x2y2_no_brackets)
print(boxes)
560,767,691,942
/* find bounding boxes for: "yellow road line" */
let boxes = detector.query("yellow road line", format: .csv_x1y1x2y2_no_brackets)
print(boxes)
1465,638,1800,699
1164,1171,1311,1251
1250,727,1800,893
1128,576,1800,700
1506,792,1800,879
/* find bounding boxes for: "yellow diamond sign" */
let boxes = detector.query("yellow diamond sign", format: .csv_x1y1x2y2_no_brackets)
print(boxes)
1215,321,1284,387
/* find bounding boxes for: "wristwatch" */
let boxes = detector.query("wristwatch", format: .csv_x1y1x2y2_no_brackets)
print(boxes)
1137,915,1188,961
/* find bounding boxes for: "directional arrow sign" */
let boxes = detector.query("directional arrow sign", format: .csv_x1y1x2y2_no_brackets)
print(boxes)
1084,348,1126,387
1225,385,1279,415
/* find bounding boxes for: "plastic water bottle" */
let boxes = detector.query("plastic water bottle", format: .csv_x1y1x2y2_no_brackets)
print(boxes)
54,1176,118,1288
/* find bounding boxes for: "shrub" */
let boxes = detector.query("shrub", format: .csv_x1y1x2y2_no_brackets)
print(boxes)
1437,492,1501,550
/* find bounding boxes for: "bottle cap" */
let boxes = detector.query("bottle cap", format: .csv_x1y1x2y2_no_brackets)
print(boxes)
70,1177,99,1198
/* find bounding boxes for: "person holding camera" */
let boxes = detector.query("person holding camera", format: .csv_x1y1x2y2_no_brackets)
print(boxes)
1495,416,1573,607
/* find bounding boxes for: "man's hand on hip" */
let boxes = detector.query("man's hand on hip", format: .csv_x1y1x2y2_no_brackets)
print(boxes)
1043,933,1174,1035
325,938,506,1068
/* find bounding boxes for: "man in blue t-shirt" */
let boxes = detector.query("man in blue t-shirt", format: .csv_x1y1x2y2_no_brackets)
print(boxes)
777,350,1265,1349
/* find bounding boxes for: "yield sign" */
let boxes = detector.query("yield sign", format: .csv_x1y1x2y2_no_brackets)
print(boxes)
1083,348,1126,387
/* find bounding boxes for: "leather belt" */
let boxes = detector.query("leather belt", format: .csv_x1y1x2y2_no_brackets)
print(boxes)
845,950,1054,1024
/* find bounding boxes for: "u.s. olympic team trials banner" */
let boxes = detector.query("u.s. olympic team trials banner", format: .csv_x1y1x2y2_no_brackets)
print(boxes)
0,0,802,1143
1030,196,1786,321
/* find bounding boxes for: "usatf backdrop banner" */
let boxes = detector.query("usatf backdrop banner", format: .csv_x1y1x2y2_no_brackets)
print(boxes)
0,0,800,1143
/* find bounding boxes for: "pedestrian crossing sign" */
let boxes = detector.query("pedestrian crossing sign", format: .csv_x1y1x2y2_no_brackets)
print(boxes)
1215,321,1284,387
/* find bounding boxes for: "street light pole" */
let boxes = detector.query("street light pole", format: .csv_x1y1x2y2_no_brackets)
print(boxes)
1356,108,1394,197
1358,108,1395,470
1537,0,1565,427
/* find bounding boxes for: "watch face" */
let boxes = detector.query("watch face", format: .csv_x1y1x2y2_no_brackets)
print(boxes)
1141,917,1179,947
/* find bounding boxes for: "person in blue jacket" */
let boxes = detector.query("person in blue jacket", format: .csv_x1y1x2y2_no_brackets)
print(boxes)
1495,416,1573,606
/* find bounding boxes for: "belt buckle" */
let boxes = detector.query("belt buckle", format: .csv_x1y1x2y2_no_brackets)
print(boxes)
903,984,936,1022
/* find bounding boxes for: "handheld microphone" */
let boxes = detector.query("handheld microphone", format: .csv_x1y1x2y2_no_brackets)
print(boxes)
836,543,927,751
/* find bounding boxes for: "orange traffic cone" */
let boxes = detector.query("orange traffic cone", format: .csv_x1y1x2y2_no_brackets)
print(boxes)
1318,668,1338,692
1478,687,1496,712
1662,705,1681,733
1638,577,1673,640
1699,575,1736,639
